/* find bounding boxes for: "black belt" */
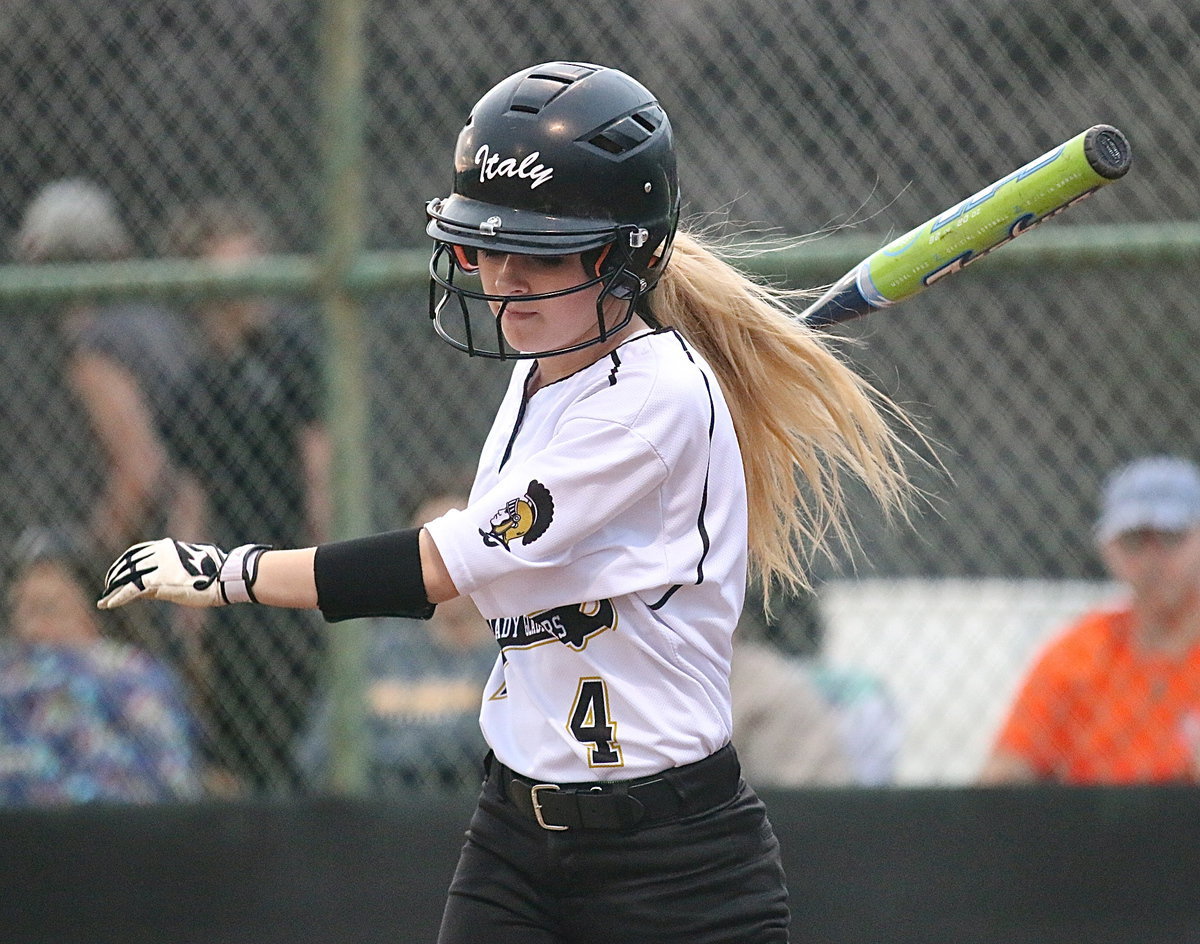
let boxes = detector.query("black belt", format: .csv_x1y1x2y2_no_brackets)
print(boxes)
488,743,741,831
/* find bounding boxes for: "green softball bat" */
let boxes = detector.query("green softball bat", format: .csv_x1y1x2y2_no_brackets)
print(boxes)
801,124,1132,327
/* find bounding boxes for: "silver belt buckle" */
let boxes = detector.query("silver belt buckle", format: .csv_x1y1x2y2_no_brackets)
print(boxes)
529,783,569,831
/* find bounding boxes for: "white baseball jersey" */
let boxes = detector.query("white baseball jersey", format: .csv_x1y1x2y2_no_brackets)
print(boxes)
424,328,748,782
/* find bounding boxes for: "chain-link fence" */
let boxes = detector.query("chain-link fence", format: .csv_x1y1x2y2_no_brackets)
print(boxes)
1,0,1198,797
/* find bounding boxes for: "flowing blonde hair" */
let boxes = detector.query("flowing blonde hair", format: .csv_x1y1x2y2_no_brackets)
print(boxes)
649,228,917,599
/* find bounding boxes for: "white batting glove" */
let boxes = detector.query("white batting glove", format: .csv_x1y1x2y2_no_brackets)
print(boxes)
97,538,271,610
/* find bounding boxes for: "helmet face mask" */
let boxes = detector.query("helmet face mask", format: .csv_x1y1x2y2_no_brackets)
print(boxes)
427,229,645,360
426,61,679,359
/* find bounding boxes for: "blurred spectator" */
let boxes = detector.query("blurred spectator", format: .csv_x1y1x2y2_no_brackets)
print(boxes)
9,179,193,559
730,633,855,787
981,456,1200,784
734,589,901,786
0,527,201,806
159,198,332,559
159,198,331,793
299,491,497,792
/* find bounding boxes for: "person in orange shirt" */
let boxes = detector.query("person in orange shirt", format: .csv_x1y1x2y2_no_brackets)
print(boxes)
981,455,1200,784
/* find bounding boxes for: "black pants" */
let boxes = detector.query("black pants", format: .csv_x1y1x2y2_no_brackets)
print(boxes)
438,746,790,943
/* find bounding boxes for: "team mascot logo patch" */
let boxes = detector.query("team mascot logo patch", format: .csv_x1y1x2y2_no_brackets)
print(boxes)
481,480,554,551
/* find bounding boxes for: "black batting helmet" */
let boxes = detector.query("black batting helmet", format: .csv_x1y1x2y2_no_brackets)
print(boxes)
426,61,680,359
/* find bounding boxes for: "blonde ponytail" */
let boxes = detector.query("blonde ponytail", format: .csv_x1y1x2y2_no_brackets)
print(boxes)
650,229,916,598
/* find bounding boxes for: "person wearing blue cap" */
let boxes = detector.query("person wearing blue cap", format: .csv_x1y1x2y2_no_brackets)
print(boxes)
981,456,1200,783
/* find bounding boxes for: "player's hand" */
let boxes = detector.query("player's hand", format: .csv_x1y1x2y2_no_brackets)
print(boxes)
98,539,270,610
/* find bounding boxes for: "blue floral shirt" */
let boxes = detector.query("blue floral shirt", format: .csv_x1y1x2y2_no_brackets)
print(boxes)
0,640,201,805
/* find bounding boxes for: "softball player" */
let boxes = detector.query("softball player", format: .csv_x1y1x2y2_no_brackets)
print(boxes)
98,62,914,943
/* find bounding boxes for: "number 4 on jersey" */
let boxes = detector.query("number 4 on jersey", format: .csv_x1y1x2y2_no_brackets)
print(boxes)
568,678,623,767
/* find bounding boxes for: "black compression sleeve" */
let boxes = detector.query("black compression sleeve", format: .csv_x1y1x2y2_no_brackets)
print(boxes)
313,527,436,623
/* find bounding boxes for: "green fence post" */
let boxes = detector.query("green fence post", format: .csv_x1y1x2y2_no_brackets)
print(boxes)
318,0,370,796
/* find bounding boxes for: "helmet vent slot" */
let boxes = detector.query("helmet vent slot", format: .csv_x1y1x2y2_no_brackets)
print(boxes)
633,106,664,131
589,132,626,155
510,76,573,114
587,107,663,155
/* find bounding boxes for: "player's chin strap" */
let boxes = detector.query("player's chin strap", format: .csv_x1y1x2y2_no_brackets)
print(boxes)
219,543,273,604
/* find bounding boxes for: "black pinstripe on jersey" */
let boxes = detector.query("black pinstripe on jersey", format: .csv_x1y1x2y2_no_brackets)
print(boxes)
649,330,716,611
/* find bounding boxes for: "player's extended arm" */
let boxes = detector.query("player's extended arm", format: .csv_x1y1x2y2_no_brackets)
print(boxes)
97,527,459,617
254,531,458,606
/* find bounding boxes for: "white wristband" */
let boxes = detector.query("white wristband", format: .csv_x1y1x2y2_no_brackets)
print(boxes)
219,544,272,604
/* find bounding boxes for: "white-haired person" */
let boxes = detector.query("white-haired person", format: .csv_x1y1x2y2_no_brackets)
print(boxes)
96,62,919,943
10,179,192,558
